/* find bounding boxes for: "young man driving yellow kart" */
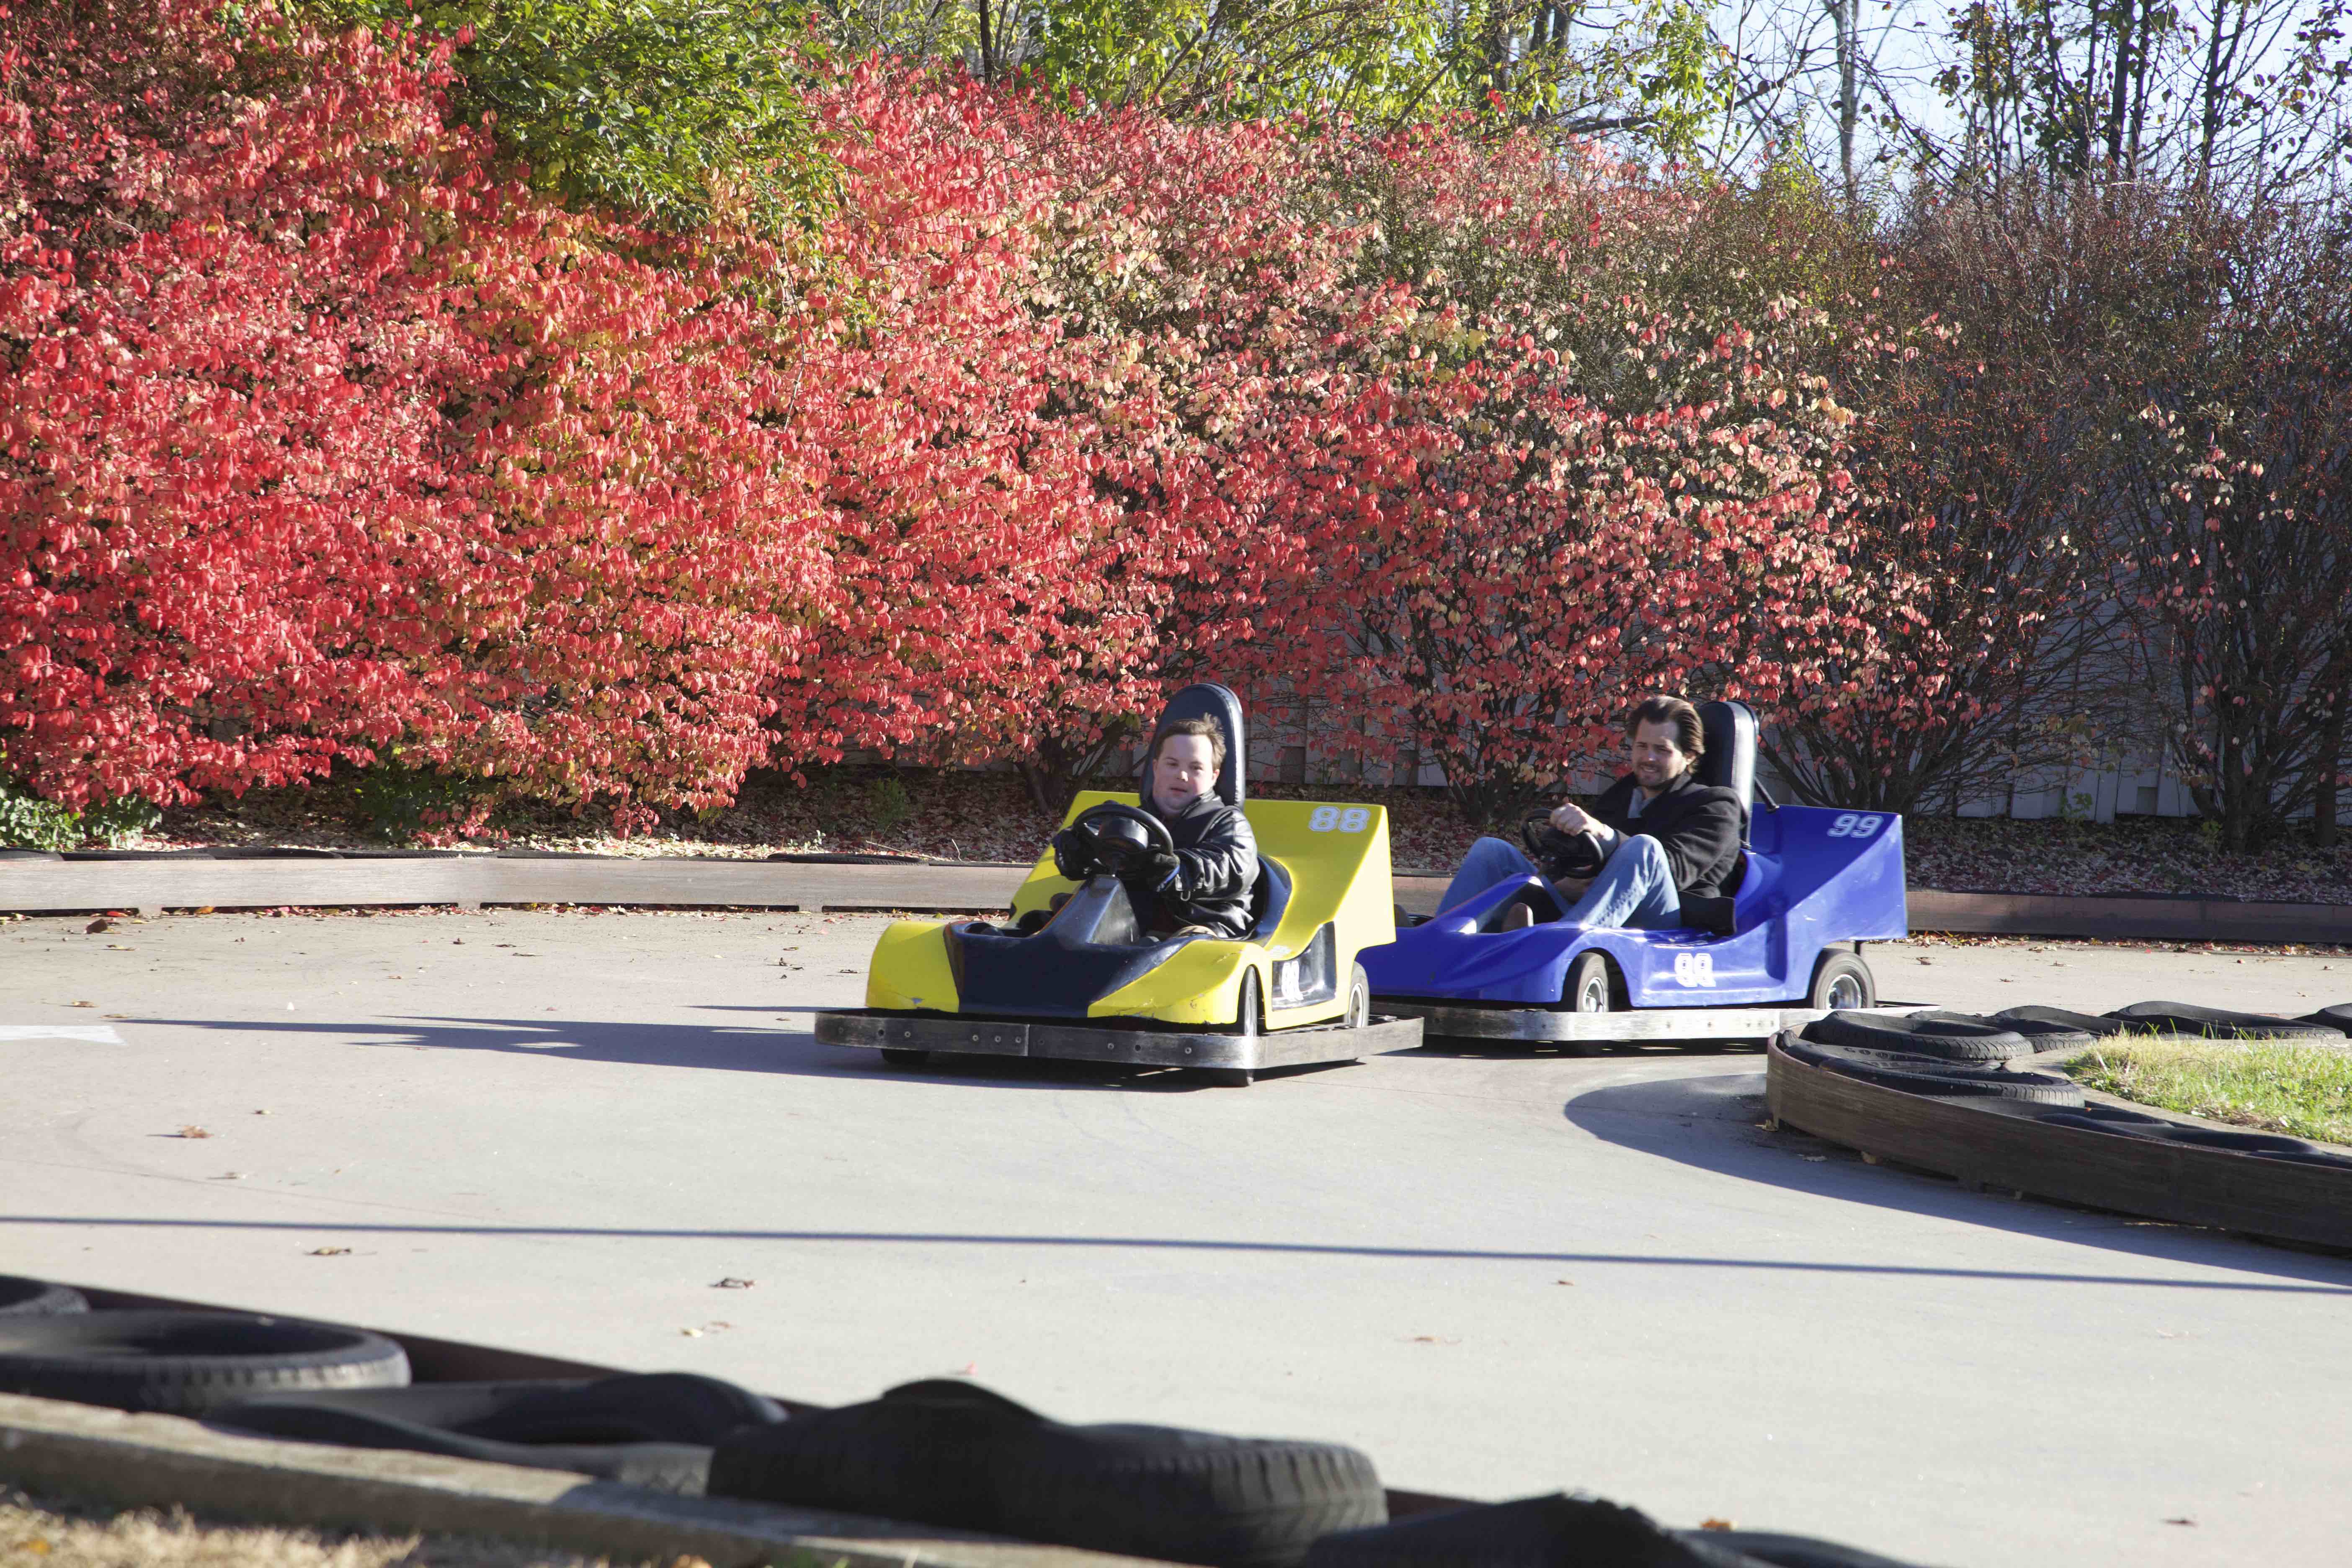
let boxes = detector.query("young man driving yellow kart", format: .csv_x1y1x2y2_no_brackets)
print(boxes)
1050,718,1259,939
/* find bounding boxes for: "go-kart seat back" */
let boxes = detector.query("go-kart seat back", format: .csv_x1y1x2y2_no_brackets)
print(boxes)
1695,699,1758,842
1246,856,1293,943
1143,683,1246,807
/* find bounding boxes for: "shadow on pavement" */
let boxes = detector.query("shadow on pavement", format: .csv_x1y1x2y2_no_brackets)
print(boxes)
134,1014,1247,1093
1562,1069,2352,1289
4,1212,2346,1294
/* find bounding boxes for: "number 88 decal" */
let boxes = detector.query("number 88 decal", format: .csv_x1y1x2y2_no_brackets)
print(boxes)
1308,807,1372,833
1826,813,1885,839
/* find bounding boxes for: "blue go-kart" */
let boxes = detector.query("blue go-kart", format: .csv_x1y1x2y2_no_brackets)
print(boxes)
1361,701,1908,1050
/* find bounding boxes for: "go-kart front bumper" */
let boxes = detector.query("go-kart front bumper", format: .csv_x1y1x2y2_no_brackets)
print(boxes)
814,1008,1423,1071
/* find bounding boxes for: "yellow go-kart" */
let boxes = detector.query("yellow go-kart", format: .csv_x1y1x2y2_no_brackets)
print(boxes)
814,685,1424,1085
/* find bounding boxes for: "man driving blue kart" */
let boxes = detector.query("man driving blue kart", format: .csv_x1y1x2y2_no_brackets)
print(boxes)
1437,695,1744,930
1049,717,1260,939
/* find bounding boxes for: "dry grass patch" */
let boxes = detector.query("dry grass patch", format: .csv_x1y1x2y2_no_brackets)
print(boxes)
0,1490,688,1568
2064,1039,2352,1145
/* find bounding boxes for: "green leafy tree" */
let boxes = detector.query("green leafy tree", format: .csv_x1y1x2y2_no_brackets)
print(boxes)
818,0,1739,160
302,0,832,230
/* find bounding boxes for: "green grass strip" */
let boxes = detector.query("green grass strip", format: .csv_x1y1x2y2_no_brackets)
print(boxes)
2065,1039,2352,1147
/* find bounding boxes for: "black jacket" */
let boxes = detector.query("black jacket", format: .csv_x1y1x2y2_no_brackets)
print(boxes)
1128,792,1259,938
1590,771,1744,901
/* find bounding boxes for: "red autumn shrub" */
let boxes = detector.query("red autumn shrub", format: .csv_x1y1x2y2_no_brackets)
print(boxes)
0,0,820,830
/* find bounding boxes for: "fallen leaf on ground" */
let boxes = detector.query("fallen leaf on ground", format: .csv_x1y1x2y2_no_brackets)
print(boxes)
212,1172,245,1180
1700,1519,1735,1531
714,1277,756,1289
309,1246,351,1256
1555,1279,1574,1286
85,918,112,934
2164,1518,2196,1527
679,1327,704,1337
177,1126,211,1139
69,1001,93,1008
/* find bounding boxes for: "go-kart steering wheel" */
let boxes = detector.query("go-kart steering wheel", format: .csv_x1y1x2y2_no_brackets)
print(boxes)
1057,802,1178,879
1522,811,1604,882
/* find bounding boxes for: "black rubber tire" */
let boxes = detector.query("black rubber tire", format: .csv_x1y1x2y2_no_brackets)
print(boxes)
1987,1004,2120,1045
1805,951,1877,1011
1780,1034,2084,1106
1204,1068,1256,1087
2104,1000,2345,1042
879,1047,931,1067
998,1425,1385,1568
714,1378,1384,1566
0,1277,88,1317
2301,1003,2352,1035
1679,1528,1930,1568
1306,1492,1754,1568
1565,950,1614,1015
1806,1008,2030,1062
0,1311,409,1414
1346,964,1372,1030
712,1379,1031,1529
1235,970,1263,1035
211,1373,781,1493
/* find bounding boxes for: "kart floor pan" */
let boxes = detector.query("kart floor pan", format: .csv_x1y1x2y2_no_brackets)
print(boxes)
815,1008,1423,1071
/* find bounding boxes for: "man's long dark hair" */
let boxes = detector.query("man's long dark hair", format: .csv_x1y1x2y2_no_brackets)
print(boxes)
1625,696,1705,760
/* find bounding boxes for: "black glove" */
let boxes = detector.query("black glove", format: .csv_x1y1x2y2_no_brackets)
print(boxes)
1051,828,1097,882
1141,847,1182,888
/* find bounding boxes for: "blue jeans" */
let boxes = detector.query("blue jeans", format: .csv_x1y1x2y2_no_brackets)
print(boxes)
1438,834,1683,929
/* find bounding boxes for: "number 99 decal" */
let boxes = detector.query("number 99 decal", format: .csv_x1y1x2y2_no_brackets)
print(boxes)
1672,952,1717,988
1826,813,1885,839
1309,807,1372,833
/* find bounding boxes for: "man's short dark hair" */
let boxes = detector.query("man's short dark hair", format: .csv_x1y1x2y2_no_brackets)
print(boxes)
1151,716,1228,774
1625,695,1705,759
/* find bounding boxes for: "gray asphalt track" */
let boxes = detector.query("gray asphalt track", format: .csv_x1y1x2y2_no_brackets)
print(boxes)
5,907,2350,1567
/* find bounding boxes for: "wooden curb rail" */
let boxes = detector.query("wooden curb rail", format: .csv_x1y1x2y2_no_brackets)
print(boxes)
0,854,1032,918
3,854,2349,941
1765,1037,2352,1251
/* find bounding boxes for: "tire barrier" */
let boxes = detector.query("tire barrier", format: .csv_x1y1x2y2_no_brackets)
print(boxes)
1769,1001,2352,1250
0,1312,410,1414
0,1278,1966,1565
1986,1006,2125,1046
208,1372,786,1494
0,1277,88,1317
1775,1034,2083,1106
2306,1003,2352,1033
2101,1000,2345,1042
1303,1492,1935,1568
1801,1009,2035,1063
710,1377,1388,1568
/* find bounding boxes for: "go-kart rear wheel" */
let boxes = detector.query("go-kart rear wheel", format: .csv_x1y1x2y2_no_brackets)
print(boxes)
1808,950,1876,1011
1346,964,1371,1029
880,1047,931,1068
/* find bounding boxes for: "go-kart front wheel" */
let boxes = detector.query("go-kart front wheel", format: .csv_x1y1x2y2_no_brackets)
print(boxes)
880,1047,931,1068
1197,972,1264,1087
1565,951,1616,1014
1808,950,1876,1011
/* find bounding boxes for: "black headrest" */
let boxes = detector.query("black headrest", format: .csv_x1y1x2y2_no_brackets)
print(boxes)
1141,683,1246,807
1694,699,1756,823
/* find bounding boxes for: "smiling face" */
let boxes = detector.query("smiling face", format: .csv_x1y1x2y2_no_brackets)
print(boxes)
1151,732,1218,814
1628,718,1694,795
